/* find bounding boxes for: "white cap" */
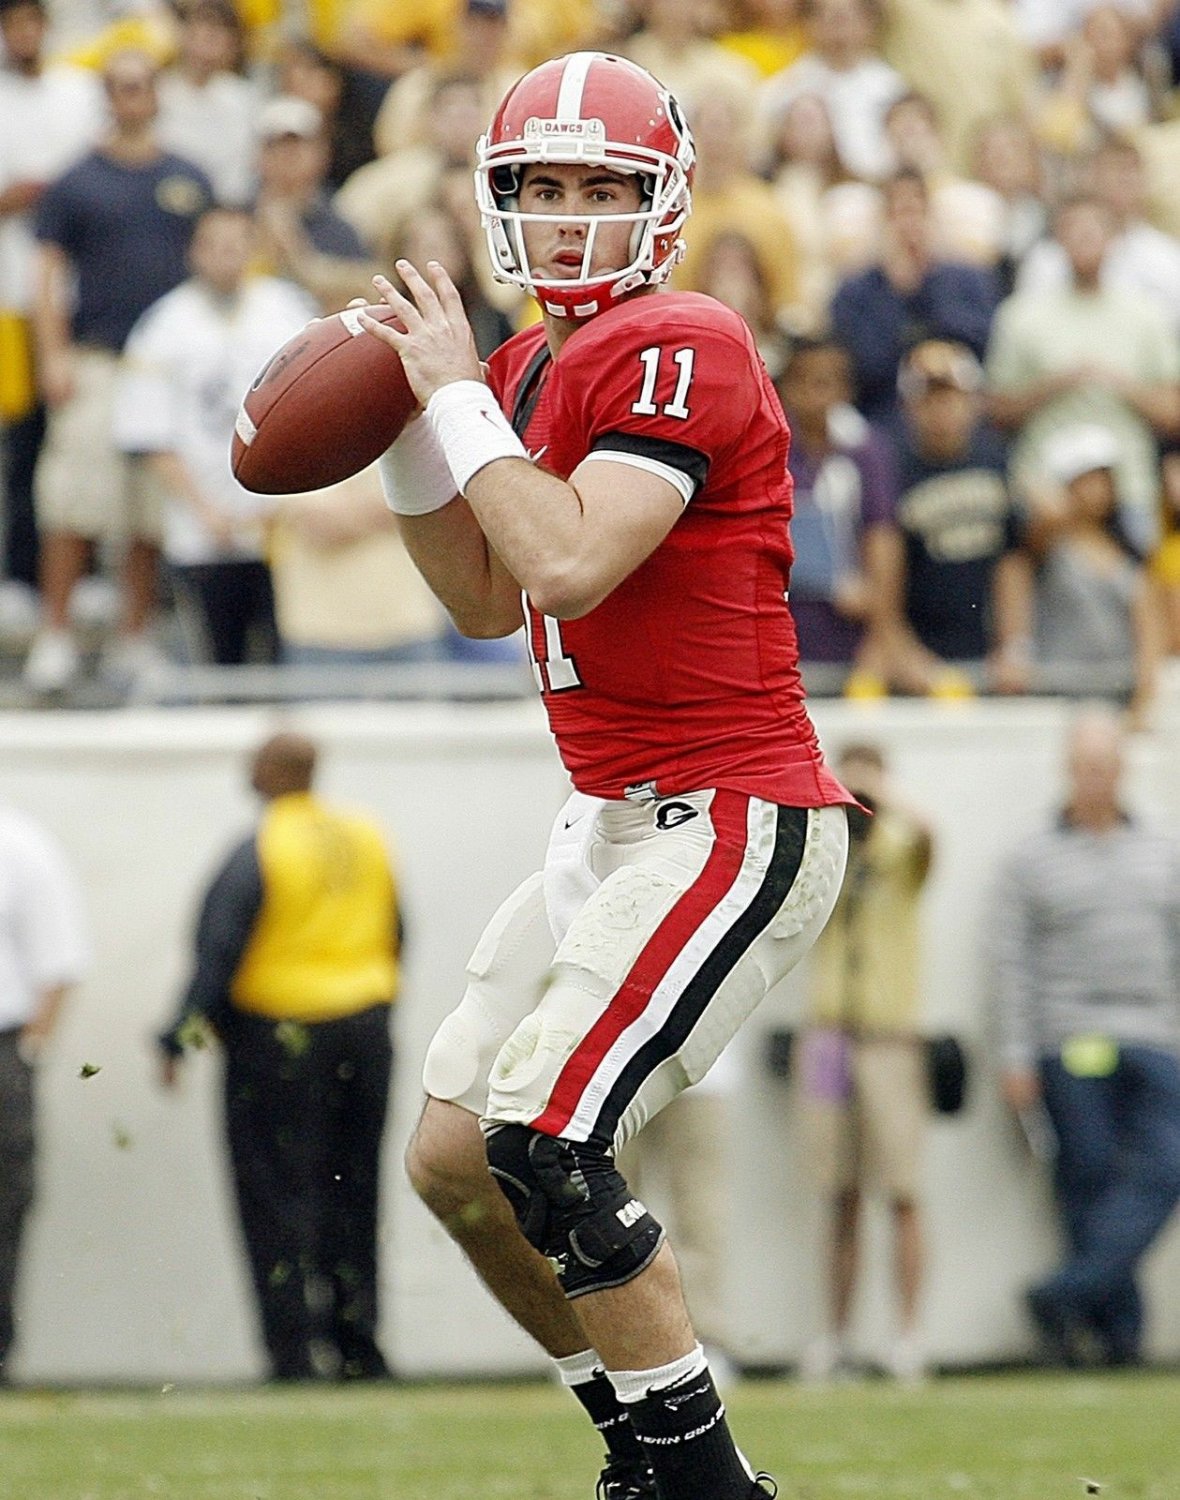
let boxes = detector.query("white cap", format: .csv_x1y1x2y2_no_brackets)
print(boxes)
1042,424,1121,485
257,95,323,142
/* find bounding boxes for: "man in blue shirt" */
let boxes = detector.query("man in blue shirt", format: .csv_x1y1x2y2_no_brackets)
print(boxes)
26,47,211,696
831,169,1000,425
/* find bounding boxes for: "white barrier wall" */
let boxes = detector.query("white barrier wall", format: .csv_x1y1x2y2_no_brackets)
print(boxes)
1,696,1178,1383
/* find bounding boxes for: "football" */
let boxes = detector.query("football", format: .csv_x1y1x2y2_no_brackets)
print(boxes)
231,304,418,494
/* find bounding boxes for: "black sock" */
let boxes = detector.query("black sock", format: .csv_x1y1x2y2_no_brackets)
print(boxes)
626,1367,752,1500
570,1368,646,1465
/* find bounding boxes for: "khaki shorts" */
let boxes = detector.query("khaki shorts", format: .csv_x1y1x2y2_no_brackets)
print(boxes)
423,791,849,1150
35,347,163,543
795,1030,927,1199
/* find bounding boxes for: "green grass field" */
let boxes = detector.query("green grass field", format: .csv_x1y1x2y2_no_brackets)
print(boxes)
3,1371,1178,1500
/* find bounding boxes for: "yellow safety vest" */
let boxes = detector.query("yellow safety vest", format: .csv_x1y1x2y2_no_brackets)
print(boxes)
231,792,398,1022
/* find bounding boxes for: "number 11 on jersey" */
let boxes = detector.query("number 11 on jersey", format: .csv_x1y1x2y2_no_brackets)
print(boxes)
527,606,582,692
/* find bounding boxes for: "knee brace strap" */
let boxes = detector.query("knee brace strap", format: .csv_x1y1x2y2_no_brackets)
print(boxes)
485,1124,664,1298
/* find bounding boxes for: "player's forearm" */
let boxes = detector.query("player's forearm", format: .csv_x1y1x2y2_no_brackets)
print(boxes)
463,459,606,619
412,376,621,617
398,501,524,637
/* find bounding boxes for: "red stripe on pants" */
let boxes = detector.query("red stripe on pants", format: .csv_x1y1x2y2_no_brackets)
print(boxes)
532,789,751,1137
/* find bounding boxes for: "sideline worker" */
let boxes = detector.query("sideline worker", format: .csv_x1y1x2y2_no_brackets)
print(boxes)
158,731,401,1382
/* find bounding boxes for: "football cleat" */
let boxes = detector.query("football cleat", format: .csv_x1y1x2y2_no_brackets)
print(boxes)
595,1456,659,1499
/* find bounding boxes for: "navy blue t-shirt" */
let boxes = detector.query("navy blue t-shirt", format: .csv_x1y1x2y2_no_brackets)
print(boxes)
892,422,1020,662
35,149,212,351
830,262,1000,423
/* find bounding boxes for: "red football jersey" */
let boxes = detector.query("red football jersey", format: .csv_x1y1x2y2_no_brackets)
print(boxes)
486,291,849,808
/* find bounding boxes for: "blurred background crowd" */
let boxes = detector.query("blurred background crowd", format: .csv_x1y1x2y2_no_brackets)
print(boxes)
3,0,1180,715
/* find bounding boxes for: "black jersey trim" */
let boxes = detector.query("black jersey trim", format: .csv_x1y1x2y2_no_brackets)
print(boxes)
590,430,711,493
510,346,553,438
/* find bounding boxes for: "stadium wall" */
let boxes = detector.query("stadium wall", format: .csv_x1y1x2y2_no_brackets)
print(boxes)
1,696,1178,1383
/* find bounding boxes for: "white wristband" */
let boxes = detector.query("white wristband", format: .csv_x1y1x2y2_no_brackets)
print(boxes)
377,409,457,516
426,379,528,495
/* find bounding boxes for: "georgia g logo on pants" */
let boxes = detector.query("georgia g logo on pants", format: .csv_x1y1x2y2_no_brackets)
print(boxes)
654,801,699,831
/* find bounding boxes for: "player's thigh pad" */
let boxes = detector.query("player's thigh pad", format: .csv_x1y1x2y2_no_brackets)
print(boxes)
484,1122,664,1298
611,801,849,1149
488,796,849,1151
485,795,715,1135
421,871,556,1116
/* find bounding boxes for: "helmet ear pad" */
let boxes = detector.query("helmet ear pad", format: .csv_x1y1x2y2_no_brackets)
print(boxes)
485,162,524,279
626,172,657,263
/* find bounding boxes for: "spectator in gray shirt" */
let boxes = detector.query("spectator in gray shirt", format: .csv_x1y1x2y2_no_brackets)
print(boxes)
989,705,1180,1367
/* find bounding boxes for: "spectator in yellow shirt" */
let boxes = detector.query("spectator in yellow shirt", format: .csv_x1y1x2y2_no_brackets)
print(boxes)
159,732,402,1383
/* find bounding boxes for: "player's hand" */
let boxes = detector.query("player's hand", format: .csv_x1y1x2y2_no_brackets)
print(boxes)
359,261,483,408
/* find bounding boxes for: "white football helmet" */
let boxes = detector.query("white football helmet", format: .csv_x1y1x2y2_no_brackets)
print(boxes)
475,52,695,320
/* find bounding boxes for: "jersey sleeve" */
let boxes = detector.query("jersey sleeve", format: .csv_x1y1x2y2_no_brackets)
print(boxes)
555,304,763,503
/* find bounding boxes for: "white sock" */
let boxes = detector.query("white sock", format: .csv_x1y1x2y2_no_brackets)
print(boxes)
553,1348,604,1387
607,1342,707,1405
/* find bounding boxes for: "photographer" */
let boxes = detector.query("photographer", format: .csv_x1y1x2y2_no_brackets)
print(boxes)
794,742,936,1383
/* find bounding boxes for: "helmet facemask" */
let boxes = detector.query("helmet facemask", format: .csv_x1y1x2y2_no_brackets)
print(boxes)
474,66,694,320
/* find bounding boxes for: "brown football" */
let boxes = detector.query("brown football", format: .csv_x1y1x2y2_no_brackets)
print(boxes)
231,304,417,494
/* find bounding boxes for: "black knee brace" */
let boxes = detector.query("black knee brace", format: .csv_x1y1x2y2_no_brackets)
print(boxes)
485,1123,664,1298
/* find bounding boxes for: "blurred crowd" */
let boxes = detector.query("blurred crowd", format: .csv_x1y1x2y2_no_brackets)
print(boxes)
3,0,1180,712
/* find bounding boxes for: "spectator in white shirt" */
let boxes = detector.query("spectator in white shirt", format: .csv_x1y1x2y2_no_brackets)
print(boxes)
760,0,907,182
0,801,89,1384
156,0,259,207
0,0,103,609
114,204,315,664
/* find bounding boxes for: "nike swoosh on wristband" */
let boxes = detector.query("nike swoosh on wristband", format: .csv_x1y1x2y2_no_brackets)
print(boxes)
478,407,543,462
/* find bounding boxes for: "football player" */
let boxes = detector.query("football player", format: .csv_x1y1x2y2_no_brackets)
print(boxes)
360,52,853,1500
